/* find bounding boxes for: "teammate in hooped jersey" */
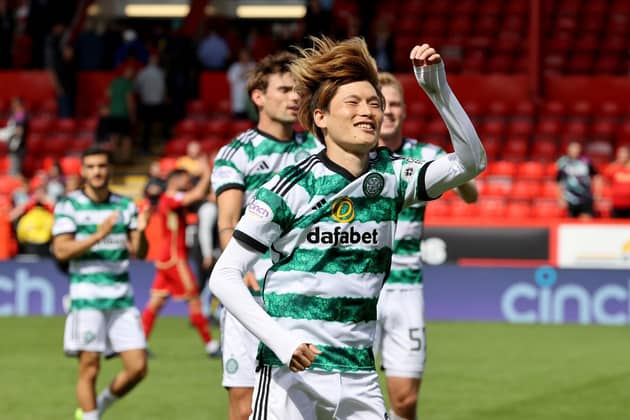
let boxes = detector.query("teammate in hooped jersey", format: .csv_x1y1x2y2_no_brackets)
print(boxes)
209,37,486,419
374,72,478,420
211,51,322,420
52,148,150,420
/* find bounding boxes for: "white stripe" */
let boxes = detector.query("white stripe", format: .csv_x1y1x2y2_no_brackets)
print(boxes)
391,254,422,270
265,271,382,298
52,218,76,236
274,318,376,349
280,220,396,251
73,233,128,251
72,209,127,225
394,220,423,240
69,259,130,275
70,282,132,300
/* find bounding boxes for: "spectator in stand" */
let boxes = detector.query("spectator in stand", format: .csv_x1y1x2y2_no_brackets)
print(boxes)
0,97,28,175
0,0,14,68
135,52,167,154
603,146,630,218
105,65,137,163
143,161,166,208
370,19,395,71
556,141,600,218
304,0,332,38
197,28,230,70
176,141,204,180
46,22,77,117
114,29,149,68
46,162,66,203
227,48,256,119
75,18,105,70
10,177,55,256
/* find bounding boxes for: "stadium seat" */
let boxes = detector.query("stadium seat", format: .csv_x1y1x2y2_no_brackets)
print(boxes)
542,101,565,119
481,120,505,138
536,119,562,137
55,118,78,137
173,119,199,138
487,160,517,179
402,120,425,137
425,199,450,218
159,157,178,176
517,161,545,180
507,120,534,138
530,139,558,162
506,202,532,219
59,156,82,175
450,200,480,218
163,137,193,156
186,100,207,120
28,117,53,135
477,198,507,218
531,201,565,219
502,137,529,161
482,179,510,198
479,135,501,161
0,156,9,174
591,121,616,142
510,180,541,201
204,119,230,138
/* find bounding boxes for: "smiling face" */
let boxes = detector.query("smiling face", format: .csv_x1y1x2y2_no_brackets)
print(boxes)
314,81,383,154
253,71,299,125
379,84,405,143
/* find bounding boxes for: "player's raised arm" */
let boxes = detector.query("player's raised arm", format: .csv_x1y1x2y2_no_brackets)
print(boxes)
410,44,486,198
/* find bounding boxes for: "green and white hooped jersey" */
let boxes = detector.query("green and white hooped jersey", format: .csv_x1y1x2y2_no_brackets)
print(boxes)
387,138,446,288
52,190,138,311
212,129,323,294
234,148,434,373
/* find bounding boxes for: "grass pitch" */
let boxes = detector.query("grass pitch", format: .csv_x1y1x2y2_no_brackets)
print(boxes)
1,317,628,420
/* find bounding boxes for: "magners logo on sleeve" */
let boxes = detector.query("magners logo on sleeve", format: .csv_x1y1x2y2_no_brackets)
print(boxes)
331,197,355,223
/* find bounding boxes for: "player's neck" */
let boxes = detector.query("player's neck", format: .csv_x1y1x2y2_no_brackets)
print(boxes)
84,185,110,203
324,141,369,178
256,119,293,142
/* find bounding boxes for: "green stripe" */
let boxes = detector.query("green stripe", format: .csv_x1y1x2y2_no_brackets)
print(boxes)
398,205,426,222
260,344,375,372
265,292,377,323
79,249,128,261
76,224,128,235
69,272,129,285
255,188,296,231
71,296,133,310
213,159,241,173
244,173,276,192
66,199,133,212
386,269,423,285
275,247,391,276
393,238,421,255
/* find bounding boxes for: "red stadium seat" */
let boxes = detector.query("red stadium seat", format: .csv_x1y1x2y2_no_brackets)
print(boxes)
402,121,425,138
502,137,529,161
570,101,593,121
531,201,565,219
425,199,450,218
159,157,178,176
59,156,82,175
228,120,254,138
536,119,562,137
506,202,532,219
163,137,192,156
530,139,558,162
591,121,616,142
487,160,516,179
517,161,545,180
481,120,505,138
510,180,541,201
204,119,230,137
450,200,480,218
186,100,207,120
542,101,566,119
174,119,199,138
541,181,559,199
55,118,78,137
477,198,507,218
508,120,534,138
480,135,501,161
28,117,53,135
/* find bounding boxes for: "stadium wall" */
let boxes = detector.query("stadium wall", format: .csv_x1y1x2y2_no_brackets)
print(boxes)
1,258,629,326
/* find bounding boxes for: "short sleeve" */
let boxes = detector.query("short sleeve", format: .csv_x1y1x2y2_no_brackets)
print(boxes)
52,199,76,236
212,142,247,195
233,181,294,253
162,192,185,211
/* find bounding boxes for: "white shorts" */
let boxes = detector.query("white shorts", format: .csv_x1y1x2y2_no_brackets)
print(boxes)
221,308,260,388
374,286,426,378
250,366,386,420
63,307,146,356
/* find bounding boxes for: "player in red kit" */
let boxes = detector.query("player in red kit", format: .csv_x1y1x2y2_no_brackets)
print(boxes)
141,157,220,356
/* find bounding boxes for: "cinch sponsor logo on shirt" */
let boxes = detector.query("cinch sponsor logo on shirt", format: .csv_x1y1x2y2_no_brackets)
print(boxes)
246,199,273,221
306,226,378,246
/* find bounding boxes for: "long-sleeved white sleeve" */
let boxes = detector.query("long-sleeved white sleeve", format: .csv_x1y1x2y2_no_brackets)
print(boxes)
414,62,487,198
198,202,217,259
208,238,303,365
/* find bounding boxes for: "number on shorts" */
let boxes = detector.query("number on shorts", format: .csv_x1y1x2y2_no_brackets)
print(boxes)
409,328,422,351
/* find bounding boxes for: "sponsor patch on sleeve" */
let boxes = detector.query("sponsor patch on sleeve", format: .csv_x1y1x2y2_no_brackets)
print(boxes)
246,199,273,222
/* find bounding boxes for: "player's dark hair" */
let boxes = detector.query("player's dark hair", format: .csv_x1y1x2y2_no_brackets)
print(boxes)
81,147,112,164
290,36,383,143
166,168,189,183
247,51,296,99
